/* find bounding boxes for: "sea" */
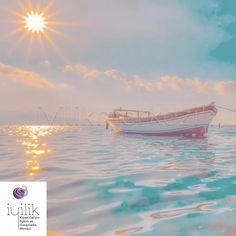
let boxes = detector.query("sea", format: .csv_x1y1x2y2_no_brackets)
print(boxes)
0,125,236,236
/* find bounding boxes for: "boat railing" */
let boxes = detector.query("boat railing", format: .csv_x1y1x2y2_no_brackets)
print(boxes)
109,102,216,121
112,108,152,118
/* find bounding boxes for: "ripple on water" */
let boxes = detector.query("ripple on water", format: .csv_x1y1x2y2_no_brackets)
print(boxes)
1,125,236,235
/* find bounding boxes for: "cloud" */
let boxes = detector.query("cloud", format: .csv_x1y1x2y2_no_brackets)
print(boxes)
73,64,102,79
43,60,50,66
63,65,74,73
0,63,65,89
125,75,163,92
215,81,236,96
65,64,163,91
64,64,236,97
160,76,210,93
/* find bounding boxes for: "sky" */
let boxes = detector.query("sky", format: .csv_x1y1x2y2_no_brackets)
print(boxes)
0,0,236,124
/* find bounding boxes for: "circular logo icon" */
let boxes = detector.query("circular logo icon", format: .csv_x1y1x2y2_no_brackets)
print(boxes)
13,186,28,199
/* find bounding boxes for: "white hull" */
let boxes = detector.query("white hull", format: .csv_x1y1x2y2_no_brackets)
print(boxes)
107,104,217,137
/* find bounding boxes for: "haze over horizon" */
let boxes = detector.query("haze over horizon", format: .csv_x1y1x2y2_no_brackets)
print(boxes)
1,0,236,124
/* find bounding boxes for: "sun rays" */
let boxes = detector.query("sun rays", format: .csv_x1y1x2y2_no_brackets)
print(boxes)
3,0,66,61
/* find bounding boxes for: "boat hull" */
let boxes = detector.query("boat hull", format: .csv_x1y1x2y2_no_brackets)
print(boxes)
107,106,217,137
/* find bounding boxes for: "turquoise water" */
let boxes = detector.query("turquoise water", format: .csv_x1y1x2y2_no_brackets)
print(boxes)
0,125,236,236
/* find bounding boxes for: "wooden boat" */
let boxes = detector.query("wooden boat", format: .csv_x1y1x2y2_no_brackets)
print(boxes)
106,102,217,137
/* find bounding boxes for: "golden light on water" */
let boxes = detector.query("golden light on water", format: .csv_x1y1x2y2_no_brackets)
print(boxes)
14,125,59,176
12,125,74,177
11,125,78,177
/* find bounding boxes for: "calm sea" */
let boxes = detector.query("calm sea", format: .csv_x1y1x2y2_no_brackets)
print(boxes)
0,125,236,236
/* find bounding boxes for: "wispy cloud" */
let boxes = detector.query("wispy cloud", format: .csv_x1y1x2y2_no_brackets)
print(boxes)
160,76,209,94
64,64,235,96
70,64,102,79
0,63,66,89
215,81,236,96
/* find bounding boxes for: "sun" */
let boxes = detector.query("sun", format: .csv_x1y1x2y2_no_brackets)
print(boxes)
4,0,68,60
24,12,47,33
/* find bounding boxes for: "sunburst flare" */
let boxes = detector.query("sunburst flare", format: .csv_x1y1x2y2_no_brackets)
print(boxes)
24,11,47,33
4,0,66,60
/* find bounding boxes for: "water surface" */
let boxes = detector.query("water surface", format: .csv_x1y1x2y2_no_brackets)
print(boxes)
0,125,236,236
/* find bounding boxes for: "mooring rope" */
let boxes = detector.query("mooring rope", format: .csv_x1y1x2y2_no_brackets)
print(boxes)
216,105,236,113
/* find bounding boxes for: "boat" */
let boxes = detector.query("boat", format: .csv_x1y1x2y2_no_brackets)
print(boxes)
106,102,217,137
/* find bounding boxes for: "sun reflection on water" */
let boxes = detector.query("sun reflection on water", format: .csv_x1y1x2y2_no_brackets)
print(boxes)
6,125,78,236
13,125,64,177
2,125,236,235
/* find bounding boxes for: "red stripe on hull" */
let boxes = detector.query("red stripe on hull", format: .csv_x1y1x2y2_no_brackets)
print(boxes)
121,126,208,137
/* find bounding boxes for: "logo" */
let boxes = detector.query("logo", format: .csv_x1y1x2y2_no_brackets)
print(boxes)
13,186,28,199
1,182,47,235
